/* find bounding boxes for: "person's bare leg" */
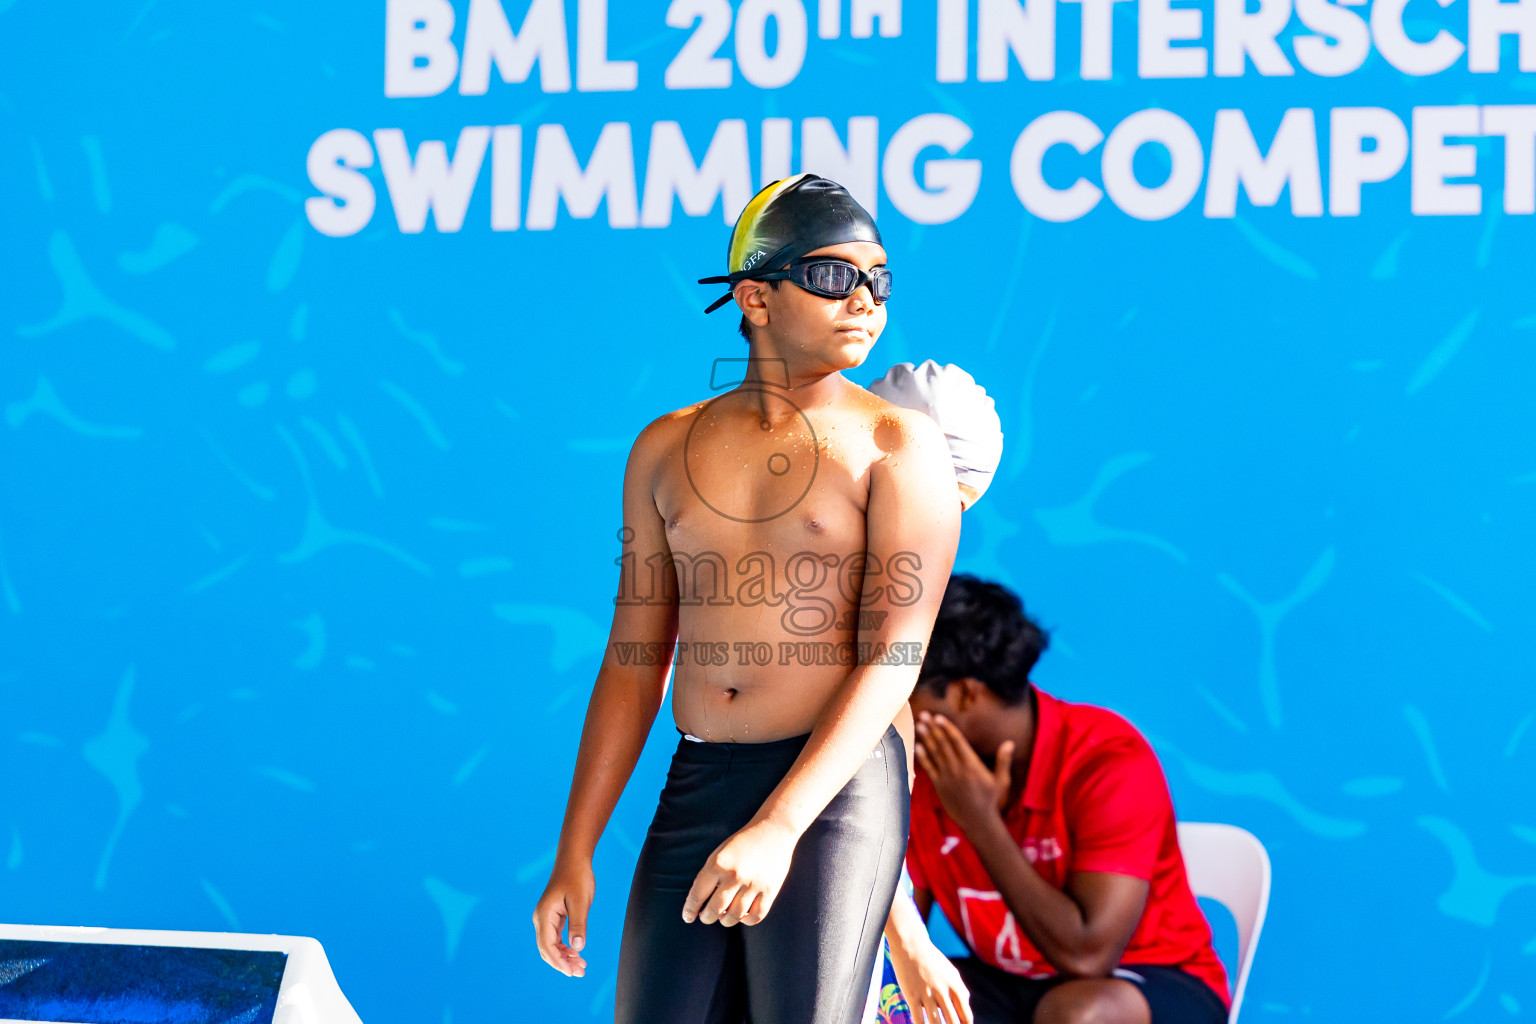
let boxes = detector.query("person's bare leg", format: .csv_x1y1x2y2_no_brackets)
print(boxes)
1034,979,1151,1024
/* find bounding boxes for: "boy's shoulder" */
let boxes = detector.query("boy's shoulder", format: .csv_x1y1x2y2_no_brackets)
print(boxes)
649,398,713,430
855,382,950,455
627,381,947,464
627,399,711,458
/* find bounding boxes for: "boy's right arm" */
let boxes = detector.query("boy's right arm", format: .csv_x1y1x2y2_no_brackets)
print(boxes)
532,421,679,978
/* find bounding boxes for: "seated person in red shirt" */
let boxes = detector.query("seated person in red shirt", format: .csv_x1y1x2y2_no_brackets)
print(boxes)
890,574,1230,1024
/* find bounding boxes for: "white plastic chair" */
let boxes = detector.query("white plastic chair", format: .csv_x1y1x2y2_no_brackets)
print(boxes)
1176,822,1271,1024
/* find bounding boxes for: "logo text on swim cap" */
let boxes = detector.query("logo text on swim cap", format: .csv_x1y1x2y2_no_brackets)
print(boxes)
742,250,766,270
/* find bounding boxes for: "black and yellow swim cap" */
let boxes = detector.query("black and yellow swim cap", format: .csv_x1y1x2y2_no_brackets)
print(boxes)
698,173,882,314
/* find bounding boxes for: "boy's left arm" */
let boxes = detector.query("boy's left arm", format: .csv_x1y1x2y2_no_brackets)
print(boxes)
682,410,961,927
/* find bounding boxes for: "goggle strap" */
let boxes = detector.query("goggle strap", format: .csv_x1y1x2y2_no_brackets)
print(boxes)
699,246,885,313
699,265,793,313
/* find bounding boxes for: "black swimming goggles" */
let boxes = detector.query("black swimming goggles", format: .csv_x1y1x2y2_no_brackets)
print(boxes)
699,256,894,314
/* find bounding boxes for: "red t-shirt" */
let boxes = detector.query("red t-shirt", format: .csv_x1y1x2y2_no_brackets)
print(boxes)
906,687,1230,1008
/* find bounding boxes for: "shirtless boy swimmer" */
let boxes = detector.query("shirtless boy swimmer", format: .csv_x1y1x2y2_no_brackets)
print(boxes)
532,173,963,1023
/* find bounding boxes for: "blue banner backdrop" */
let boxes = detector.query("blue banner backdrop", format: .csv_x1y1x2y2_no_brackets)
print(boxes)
3,1,1534,1021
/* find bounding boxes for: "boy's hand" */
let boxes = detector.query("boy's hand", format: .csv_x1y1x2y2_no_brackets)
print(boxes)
888,937,974,1024
533,860,595,977
682,818,798,926
914,711,1014,836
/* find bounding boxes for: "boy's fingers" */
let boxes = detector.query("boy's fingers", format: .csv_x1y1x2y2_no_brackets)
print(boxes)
950,986,974,1024
700,881,741,925
925,716,960,768
937,716,986,776
993,740,1015,803
931,740,960,780
682,869,719,923
555,943,588,976
566,897,589,953
531,908,551,967
739,891,766,926
957,735,989,773
935,716,972,759
720,886,754,927
533,905,562,964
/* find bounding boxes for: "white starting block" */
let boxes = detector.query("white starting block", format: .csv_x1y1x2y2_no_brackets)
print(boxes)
0,924,362,1024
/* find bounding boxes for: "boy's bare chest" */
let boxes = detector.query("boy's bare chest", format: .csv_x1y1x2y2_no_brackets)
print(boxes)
653,418,878,560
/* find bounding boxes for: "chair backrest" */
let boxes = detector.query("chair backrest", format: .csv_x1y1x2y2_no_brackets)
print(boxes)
1176,822,1271,1024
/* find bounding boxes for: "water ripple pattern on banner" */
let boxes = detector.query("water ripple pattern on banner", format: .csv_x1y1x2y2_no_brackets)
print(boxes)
423,877,481,963
1004,310,1052,481
200,879,243,930
1154,739,1367,840
16,232,175,348
1232,216,1318,280
7,378,142,439
1034,453,1188,563
388,308,465,376
81,669,150,891
119,222,201,274
491,604,607,674
1216,548,1335,730
951,501,1024,591
1417,818,1536,928
274,424,430,574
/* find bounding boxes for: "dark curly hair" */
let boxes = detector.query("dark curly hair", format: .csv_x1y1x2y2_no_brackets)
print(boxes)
916,574,1050,706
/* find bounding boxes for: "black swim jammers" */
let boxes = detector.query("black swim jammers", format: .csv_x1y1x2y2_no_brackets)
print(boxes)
615,725,909,1024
